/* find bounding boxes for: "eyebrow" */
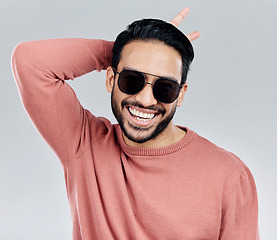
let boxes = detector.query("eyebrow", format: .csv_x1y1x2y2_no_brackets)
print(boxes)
122,67,180,83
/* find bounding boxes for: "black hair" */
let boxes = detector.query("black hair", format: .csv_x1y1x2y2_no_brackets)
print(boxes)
112,18,194,85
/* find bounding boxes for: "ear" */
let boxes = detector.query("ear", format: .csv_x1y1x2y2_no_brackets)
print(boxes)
105,66,115,93
176,83,188,107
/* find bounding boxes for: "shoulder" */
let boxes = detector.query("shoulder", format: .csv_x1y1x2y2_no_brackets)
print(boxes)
187,129,258,201
185,129,248,184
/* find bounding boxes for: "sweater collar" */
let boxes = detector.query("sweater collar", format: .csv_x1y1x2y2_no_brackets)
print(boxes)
115,125,195,156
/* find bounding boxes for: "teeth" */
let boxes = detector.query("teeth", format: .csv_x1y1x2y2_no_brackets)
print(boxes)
128,107,155,121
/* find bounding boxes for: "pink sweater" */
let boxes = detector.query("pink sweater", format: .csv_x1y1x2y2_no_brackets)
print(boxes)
12,38,259,240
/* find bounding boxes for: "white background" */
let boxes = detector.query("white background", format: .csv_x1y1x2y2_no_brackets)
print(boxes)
1,0,276,239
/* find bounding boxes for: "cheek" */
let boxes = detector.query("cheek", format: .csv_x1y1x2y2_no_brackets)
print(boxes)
165,102,177,114
112,87,129,107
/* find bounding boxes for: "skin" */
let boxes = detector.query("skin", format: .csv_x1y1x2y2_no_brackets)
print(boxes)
170,7,200,42
105,7,200,148
106,40,188,148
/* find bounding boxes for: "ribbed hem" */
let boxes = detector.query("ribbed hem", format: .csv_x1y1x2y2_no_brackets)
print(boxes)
114,125,195,156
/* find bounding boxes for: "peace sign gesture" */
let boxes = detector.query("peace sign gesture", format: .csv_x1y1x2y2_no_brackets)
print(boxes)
170,7,200,42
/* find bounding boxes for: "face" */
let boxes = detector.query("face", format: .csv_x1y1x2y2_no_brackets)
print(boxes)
106,40,187,145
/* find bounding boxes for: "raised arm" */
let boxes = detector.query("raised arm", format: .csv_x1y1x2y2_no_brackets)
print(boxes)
12,38,113,163
11,9,199,164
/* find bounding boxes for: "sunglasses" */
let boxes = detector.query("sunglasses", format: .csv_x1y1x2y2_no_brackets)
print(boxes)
114,69,182,104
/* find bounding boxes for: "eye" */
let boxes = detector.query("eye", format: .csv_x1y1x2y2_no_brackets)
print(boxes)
118,70,145,95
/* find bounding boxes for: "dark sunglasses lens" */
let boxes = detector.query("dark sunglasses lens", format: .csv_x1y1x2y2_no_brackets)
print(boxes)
153,79,180,103
118,70,145,95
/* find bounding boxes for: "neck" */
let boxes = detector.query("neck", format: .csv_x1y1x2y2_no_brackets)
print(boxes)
123,124,186,148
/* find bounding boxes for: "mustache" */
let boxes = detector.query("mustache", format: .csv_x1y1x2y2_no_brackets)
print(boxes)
121,99,166,115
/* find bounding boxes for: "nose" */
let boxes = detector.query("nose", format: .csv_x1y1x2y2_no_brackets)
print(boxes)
134,82,158,107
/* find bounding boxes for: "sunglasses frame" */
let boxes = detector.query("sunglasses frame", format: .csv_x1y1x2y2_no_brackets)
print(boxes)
113,68,183,104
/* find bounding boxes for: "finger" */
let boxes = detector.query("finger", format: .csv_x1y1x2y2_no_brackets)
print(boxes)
170,7,190,27
186,31,201,42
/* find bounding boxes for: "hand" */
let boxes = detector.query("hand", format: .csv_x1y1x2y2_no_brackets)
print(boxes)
170,7,200,42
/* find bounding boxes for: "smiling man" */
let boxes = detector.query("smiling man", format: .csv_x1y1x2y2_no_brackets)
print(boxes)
108,40,188,147
12,8,259,240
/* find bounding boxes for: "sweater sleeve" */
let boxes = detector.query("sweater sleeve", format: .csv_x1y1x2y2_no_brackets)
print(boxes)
11,38,114,163
219,166,260,239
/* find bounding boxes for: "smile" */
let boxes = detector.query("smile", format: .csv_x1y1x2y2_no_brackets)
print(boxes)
128,107,156,122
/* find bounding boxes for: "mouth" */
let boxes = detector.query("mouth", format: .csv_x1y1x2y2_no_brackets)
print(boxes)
127,106,157,123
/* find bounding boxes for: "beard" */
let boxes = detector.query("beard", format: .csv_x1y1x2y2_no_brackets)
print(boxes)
111,90,177,144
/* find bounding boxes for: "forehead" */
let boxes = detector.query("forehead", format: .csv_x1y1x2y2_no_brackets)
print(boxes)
118,40,182,82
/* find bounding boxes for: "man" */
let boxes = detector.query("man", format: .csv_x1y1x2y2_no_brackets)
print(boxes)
12,8,259,240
